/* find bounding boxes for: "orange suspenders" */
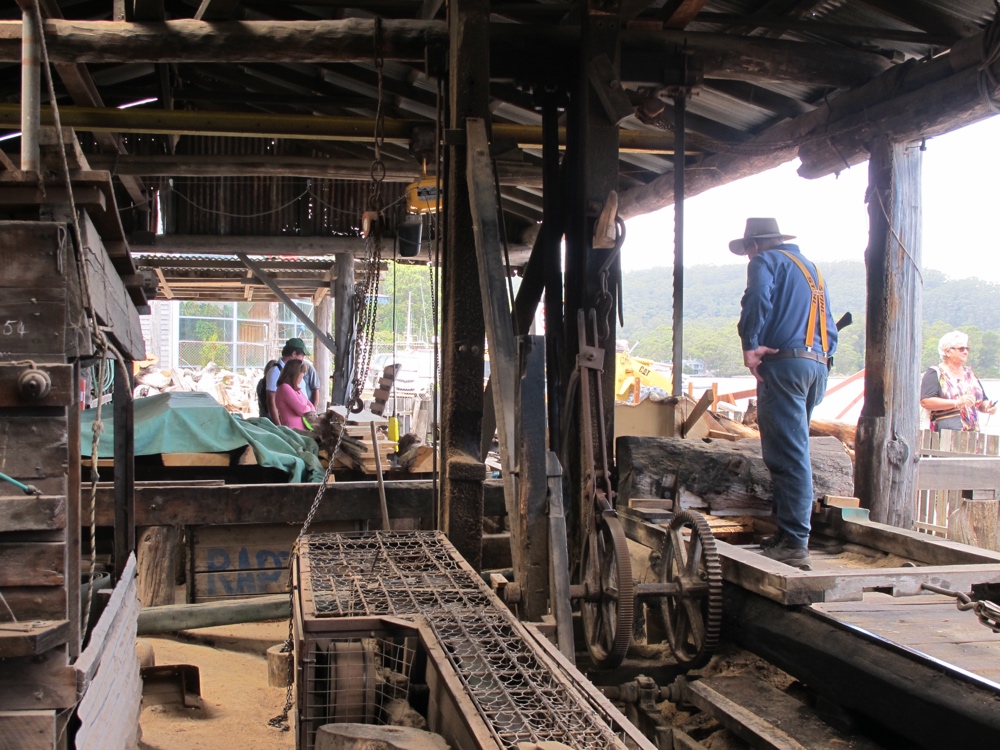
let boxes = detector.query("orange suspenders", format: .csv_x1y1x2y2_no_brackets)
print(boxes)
778,250,829,353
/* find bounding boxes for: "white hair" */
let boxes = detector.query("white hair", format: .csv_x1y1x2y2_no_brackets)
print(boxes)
938,330,969,360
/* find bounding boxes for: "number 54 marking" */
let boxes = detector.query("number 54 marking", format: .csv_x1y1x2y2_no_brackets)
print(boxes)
2,320,25,337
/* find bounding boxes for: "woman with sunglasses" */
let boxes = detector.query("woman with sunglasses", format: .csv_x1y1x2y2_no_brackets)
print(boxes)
920,330,997,431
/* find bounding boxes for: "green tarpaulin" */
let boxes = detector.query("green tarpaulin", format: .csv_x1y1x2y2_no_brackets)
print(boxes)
81,391,324,483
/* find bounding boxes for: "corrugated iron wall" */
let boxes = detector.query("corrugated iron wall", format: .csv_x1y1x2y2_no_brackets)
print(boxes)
141,136,405,237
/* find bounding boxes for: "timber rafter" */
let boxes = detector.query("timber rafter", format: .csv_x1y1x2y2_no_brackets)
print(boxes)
0,1,990,239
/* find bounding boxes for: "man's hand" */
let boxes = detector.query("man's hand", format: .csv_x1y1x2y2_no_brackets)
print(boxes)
744,346,780,383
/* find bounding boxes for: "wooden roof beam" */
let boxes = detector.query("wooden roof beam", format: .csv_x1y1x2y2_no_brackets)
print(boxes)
146,233,534,261
136,257,338,271
145,234,368,256
663,0,711,29
0,19,894,87
34,3,149,208
618,25,1000,218
0,19,447,63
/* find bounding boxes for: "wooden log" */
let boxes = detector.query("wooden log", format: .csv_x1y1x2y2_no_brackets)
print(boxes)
0,19,889,87
948,498,1000,552
854,137,921,529
809,418,857,450
136,594,289,634
135,526,179,607
266,643,292,688
617,435,854,516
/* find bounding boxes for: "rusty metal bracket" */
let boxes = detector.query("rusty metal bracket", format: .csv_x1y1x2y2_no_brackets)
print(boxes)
141,664,203,709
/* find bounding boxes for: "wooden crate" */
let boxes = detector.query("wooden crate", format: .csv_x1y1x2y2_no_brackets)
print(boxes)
189,522,356,603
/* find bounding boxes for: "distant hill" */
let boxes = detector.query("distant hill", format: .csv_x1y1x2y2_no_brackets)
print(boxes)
621,261,1000,376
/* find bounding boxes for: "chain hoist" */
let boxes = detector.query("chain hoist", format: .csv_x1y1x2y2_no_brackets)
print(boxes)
348,17,388,414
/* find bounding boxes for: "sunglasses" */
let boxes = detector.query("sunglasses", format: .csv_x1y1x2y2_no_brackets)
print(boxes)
952,346,970,352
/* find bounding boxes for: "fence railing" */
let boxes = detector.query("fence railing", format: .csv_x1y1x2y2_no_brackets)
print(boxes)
915,429,1000,537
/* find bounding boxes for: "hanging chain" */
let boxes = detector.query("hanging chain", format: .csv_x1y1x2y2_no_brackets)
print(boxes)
269,17,391,731
348,16,388,412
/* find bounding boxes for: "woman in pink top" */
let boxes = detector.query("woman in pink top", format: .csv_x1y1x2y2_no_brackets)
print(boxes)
274,359,314,430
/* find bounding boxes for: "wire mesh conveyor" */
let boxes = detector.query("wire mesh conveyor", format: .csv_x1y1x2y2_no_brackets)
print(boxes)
298,531,637,750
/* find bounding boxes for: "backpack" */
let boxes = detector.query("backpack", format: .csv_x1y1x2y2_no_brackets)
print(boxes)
256,360,280,419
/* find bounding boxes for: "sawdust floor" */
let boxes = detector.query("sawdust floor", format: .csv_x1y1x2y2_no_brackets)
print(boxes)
138,621,295,750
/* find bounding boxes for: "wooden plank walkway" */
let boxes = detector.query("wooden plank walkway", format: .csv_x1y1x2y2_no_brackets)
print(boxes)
812,593,1000,686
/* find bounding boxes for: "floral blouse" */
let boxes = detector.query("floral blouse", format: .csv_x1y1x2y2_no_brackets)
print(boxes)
920,365,987,432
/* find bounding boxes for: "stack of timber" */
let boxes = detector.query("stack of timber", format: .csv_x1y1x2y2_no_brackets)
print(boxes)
396,435,437,474
617,435,854,517
318,408,394,473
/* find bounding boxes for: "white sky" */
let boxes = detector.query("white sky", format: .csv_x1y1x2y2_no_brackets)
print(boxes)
623,114,1000,283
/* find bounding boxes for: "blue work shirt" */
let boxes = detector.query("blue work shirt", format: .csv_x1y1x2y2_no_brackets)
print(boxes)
738,244,838,355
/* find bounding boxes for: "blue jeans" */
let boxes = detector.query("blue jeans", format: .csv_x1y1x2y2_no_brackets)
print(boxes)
756,358,828,546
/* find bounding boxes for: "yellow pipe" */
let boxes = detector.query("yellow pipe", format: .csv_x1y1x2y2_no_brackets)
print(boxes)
0,104,689,154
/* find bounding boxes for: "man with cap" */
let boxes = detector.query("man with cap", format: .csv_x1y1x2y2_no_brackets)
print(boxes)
731,218,838,568
264,337,313,426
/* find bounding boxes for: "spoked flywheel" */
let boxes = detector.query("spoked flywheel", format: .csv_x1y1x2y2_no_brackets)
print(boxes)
579,511,634,670
654,510,723,668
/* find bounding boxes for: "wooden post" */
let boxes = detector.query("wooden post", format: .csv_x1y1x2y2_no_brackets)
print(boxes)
562,2,621,563
314,294,332,410
514,335,549,621
466,117,518,551
949,495,1000,551
440,0,489,569
136,526,179,607
854,136,922,529
332,252,354,406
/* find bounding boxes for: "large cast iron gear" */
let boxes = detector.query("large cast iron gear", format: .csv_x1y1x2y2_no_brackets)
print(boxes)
655,510,723,668
580,511,635,669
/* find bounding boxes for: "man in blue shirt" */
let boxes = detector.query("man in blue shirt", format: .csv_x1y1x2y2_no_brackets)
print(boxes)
733,219,838,568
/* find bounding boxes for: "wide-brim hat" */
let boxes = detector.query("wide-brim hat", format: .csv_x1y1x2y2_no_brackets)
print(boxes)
285,337,309,356
729,218,796,255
